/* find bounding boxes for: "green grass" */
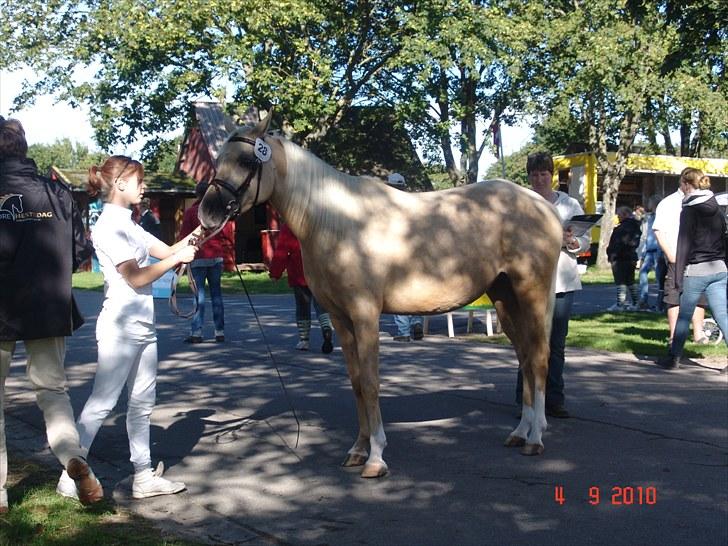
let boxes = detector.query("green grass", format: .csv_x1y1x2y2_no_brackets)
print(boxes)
579,265,658,285
472,311,726,359
0,456,200,546
73,271,292,295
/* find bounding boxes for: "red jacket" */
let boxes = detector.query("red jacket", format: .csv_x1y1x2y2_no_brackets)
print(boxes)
179,201,235,259
268,224,306,286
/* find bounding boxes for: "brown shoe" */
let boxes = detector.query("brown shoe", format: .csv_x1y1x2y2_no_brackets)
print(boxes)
66,457,104,505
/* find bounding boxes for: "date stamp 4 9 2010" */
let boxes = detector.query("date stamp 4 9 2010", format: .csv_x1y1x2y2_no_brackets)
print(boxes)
554,485,657,506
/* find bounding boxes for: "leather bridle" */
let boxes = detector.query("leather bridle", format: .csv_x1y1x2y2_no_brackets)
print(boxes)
169,134,268,318
209,135,266,218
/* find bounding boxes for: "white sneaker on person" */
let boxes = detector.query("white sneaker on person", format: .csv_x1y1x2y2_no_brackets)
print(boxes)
295,340,310,351
607,302,626,312
56,469,79,500
132,464,185,499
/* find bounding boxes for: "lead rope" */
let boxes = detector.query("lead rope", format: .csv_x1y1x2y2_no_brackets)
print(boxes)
233,266,301,449
169,210,235,318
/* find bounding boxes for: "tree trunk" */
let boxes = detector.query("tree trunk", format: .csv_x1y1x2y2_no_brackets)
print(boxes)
594,113,640,268
595,170,619,269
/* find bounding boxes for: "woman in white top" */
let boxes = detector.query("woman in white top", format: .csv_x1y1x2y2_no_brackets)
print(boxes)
57,156,199,499
515,152,591,419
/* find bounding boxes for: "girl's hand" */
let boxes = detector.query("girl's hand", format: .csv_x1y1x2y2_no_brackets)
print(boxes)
176,245,197,264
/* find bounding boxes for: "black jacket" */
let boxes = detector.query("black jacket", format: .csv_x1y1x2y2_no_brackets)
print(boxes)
0,157,93,341
675,191,727,291
607,217,642,262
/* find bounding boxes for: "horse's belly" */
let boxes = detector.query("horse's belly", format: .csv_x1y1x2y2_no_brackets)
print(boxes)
382,275,486,315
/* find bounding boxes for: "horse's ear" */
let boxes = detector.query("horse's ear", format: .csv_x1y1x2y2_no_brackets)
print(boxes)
255,107,274,135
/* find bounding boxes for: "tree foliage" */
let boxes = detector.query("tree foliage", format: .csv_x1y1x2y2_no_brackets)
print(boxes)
1,0,411,156
27,139,105,176
385,0,534,186
521,0,726,267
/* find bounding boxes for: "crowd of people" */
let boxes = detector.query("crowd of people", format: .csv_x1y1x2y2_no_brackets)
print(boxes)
1,115,726,513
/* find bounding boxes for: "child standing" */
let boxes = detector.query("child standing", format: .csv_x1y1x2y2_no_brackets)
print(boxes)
606,206,642,311
57,156,199,500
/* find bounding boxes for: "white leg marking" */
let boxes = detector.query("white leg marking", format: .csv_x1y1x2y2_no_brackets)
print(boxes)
367,422,387,465
510,403,533,440
527,390,547,446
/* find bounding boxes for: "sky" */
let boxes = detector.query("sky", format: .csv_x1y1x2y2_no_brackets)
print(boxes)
0,68,533,172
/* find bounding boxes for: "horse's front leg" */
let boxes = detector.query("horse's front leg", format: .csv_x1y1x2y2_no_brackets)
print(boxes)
331,315,370,468
352,316,387,478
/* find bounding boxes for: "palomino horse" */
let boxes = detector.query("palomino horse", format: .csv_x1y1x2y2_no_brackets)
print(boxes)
198,112,563,478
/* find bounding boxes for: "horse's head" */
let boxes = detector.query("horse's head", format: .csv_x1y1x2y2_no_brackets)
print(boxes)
198,110,276,230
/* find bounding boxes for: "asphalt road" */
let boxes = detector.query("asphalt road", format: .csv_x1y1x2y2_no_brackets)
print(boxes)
3,287,726,546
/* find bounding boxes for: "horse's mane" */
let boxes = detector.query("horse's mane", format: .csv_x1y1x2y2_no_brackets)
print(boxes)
277,138,381,242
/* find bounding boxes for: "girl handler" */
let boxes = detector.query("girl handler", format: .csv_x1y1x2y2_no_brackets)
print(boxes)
57,156,199,499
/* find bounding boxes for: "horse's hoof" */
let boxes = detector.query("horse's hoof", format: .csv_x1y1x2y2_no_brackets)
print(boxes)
341,453,367,467
360,462,388,478
520,443,544,456
504,435,526,447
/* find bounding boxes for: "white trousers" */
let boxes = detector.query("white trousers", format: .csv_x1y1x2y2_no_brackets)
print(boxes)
0,337,85,495
76,333,158,471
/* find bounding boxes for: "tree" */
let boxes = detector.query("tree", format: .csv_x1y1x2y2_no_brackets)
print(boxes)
383,0,533,186
483,142,539,186
639,0,728,158
26,139,105,176
523,0,726,268
143,136,182,173
1,0,412,156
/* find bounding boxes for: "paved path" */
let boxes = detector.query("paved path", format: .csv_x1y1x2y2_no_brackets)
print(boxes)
4,287,727,545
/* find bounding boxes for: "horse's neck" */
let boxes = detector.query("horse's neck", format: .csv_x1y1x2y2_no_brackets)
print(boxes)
270,140,351,242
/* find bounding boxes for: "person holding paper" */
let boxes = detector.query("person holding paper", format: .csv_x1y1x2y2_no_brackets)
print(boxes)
515,152,591,419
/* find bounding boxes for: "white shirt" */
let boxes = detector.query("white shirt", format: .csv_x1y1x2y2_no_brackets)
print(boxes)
652,189,684,257
92,203,160,337
550,191,590,294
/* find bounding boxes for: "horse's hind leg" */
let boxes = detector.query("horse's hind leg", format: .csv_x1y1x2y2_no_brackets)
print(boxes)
493,278,551,455
348,311,388,478
332,315,371,468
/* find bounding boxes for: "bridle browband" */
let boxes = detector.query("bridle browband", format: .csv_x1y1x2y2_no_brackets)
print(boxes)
209,135,266,218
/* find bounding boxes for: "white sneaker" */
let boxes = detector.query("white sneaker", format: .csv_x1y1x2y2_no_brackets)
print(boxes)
0,489,7,513
607,303,626,312
132,463,185,499
295,340,309,350
56,469,79,500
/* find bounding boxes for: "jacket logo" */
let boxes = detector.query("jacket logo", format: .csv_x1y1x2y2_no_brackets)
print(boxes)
0,193,53,221
0,194,24,220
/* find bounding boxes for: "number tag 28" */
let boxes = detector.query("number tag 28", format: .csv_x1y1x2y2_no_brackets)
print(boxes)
255,138,272,162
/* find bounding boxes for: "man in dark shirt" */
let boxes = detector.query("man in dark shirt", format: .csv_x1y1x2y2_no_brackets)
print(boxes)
0,117,104,510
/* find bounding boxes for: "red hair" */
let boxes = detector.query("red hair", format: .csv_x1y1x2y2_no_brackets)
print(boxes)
87,155,144,199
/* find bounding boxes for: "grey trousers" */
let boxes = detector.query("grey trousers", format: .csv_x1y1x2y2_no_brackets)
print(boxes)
0,337,85,496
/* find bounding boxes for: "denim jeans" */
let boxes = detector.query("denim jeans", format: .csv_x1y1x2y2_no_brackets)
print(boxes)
639,250,662,302
672,272,728,357
190,262,224,336
516,291,574,407
393,315,423,337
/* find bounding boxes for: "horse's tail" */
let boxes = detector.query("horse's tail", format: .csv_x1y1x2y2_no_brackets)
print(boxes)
544,261,557,342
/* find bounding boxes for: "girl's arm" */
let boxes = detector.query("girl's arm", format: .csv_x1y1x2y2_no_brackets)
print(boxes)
117,245,197,289
149,226,203,260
